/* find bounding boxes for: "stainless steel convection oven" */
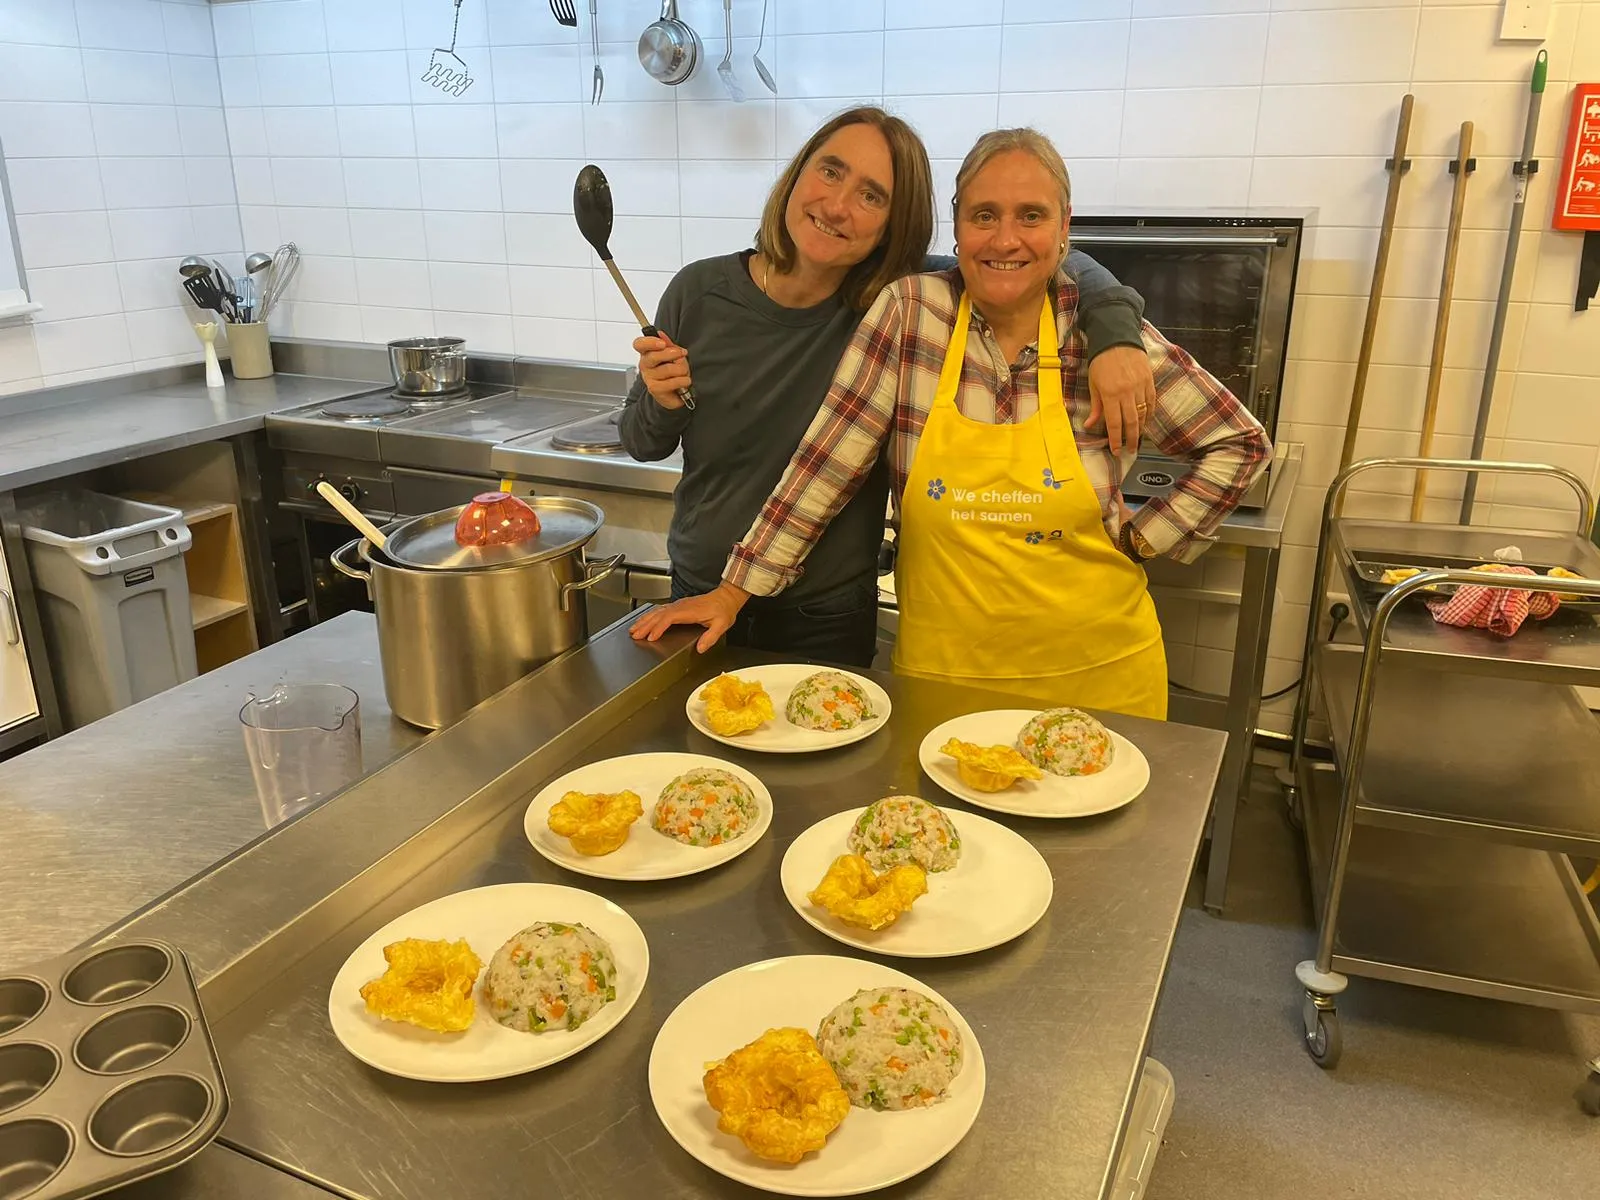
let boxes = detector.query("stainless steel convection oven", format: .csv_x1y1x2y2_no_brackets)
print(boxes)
1070,212,1306,508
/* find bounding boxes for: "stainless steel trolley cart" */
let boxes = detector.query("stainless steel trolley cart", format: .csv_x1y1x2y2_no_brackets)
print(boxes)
1284,457,1600,1112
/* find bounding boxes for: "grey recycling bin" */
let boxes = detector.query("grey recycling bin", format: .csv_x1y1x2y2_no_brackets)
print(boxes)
20,490,197,730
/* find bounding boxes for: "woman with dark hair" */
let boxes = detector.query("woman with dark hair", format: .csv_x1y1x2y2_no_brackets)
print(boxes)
621,108,1152,668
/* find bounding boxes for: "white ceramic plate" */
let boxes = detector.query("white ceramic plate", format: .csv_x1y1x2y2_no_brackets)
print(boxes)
686,665,892,755
328,882,648,1083
918,709,1150,818
649,955,985,1196
779,808,1052,957
524,752,773,881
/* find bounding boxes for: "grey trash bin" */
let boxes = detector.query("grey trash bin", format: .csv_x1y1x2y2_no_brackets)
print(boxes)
20,490,197,729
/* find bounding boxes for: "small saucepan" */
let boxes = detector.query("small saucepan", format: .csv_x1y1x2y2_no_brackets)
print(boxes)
638,0,700,86
388,336,467,396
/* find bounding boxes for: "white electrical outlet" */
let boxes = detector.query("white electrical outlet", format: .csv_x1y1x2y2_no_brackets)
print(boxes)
1500,0,1551,41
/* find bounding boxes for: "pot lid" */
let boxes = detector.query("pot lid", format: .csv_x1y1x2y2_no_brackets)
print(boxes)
381,496,604,570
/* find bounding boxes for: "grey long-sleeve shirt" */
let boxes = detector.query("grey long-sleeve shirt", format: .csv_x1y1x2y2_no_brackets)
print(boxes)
620,250,1144,606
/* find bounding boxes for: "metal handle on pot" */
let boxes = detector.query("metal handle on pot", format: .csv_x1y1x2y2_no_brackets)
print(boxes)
330,537,373,583
560,552,626,611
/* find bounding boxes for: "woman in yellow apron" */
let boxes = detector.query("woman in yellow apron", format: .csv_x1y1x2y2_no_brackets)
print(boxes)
633,129,1272,720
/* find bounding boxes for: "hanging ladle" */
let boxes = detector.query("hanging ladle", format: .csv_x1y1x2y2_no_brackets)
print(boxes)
574,164,696,410
315,480,389,551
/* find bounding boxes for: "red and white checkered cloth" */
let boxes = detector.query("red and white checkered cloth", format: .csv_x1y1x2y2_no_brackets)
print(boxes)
1426,563,1560,637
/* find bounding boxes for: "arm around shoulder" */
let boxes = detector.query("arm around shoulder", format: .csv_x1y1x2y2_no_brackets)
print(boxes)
1065,248,1146,361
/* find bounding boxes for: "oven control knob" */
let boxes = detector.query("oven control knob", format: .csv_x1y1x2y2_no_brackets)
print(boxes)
338,482,363,504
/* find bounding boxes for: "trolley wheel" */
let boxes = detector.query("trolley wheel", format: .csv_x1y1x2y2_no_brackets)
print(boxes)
1302,995,1342,1069
1580,1071,1600,1117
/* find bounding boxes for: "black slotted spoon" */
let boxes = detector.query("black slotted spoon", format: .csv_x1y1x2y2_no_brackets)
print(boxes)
574,164,696,411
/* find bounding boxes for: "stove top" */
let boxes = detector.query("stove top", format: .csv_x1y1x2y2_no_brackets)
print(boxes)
291,381,511,426
549,411,623,454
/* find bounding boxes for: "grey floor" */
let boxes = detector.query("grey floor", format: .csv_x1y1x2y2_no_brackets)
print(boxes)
1145,759,1600,1199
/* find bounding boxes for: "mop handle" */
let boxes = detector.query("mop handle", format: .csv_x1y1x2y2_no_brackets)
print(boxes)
1459,50,1548,523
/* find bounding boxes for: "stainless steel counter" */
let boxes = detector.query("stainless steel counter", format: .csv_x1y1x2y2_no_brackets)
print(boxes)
0,367,379,492
99,622,1226,1200
0,613,426,967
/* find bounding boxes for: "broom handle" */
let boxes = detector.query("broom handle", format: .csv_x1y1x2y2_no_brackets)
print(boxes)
1412,121,1474,522
1339,94,1415,475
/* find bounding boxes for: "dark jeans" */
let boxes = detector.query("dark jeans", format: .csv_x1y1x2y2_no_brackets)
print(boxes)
670,575,880,669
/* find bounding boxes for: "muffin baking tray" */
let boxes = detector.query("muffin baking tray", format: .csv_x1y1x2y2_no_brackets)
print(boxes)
0,940,228,1200
1349,549,1600,612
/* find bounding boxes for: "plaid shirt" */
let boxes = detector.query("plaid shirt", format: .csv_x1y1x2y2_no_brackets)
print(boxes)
725,269,1272,597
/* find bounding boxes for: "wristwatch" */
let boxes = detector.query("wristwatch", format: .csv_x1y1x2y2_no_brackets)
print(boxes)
1118,522,1152,563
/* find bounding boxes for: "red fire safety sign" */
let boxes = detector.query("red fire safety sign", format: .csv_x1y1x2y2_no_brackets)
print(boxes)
1553,83,1600,228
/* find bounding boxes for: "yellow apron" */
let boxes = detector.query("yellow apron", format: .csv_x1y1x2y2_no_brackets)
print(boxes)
892,294,1167,720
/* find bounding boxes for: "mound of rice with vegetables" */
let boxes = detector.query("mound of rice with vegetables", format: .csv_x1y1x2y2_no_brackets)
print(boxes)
652,767,759,847
482,921,617,1034
1015,707,1114,776
815,986,963,1111
784,671,876,731
847,796,960,873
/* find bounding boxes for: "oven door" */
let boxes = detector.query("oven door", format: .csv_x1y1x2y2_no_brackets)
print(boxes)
1071,219,1301,508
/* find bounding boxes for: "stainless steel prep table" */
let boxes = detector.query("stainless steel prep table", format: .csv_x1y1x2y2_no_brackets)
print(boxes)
0,612,426,967
97,622,1226,1200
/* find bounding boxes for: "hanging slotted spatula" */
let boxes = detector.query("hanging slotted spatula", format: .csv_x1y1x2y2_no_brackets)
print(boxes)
574,164,697,411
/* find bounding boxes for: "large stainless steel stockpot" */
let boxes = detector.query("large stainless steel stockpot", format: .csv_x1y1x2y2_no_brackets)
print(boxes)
331,498,622,729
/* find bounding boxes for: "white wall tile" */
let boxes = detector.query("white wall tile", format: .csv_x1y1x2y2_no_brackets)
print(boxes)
501,157,590,214
418,158,502,211
1413,4,1555,83
264,105,341,157
361,305,435,341
428,261,510,313
886,27,1002,95
169,55,224,107
218,55,262,106
1127,15,1269,88
1120,87,1260,157
1254,82,1409,157
777,0,885,36
107,206,195,259
192,203,243,256
891,95,1003,161
75,0,167,53
1005,0,1133,16
258,52,335,105
505,213,592,268
887,0,1004,26
32,314,133,375
510,265,595,319
0,0,81,47
401,0,491,49
1115,156,1252,206
776,33,885,98
185,156,238,207
163,3,215,56
27,264,125,321
324,0,408,52
15,211,115,268
997,91,1125,159
349,208,427,258
680,160,776,219
489,45,582,103
485,0,573,45
251,0,327,56
413,103,501,156
232,156,276,205
100,156,190,208
0,102,98,157
424,210,507,263
271,156,347,206
272,205,352,255
592,267,671,324
354,258,432,307
209,4,255,56
514,316,597,362
343,157,423,208
1248,156,1389,226
294,254,358,304
1001,22,1130,91
677,99,776,160
327,49,411,104
1263,7,1419,84
177,106,230,156
0,45,88,103
495,103,586,157
336,105,417,157
126,306,202,359
118,257,185,311
5,158,106,214
82,50,173,104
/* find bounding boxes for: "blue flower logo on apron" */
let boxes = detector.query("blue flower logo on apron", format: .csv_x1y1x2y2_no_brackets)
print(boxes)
927,478,947,500
1025,531,1044,545
1042,468,1063,490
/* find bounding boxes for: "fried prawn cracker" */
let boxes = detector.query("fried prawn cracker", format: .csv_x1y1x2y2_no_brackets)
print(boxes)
939,737,1044,792
808,853,928,931
703,1027,851,1163
700,673,775,737
359,937,482,1033
547,789,643,856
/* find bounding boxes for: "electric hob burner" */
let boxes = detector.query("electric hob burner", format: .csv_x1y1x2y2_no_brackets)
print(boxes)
550,411,623,454
321,395,411,420
393,385,472,406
